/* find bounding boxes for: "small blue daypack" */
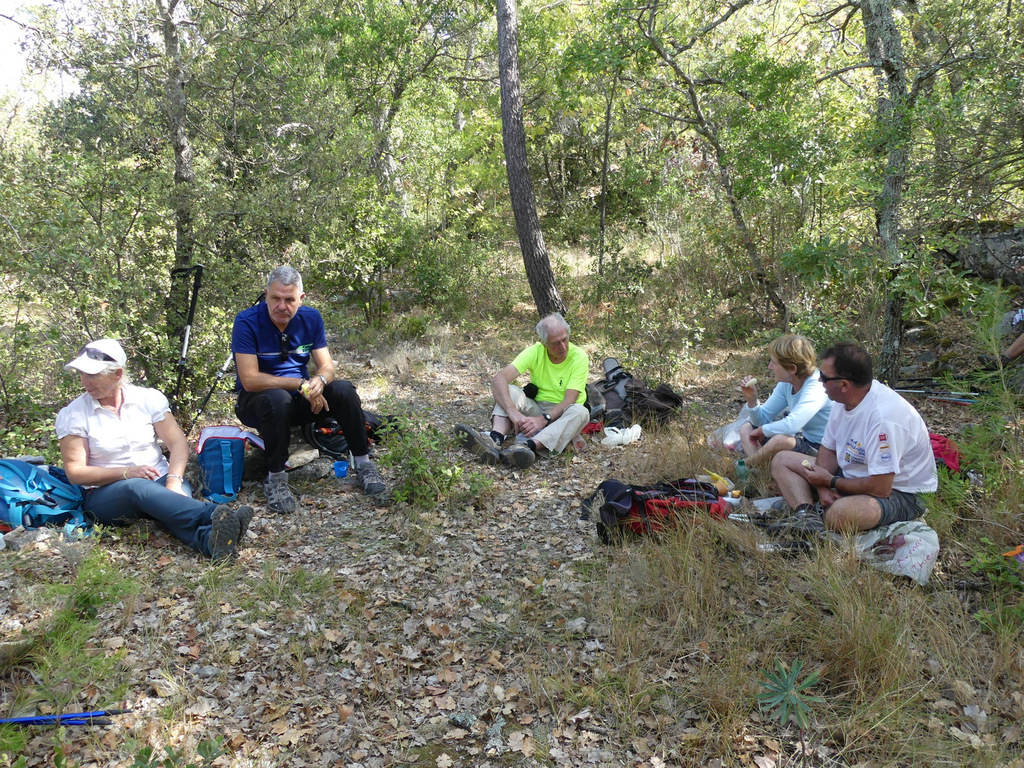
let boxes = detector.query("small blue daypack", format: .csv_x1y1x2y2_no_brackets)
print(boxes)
0,460,88,535
196,426,263,503
197,438,245,502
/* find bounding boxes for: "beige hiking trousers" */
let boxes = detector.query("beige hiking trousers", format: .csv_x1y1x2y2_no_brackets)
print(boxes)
492,385,589,453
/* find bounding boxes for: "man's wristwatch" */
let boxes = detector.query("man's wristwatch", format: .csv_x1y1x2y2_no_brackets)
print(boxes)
543,413,552,423
316,374,328,387
830,475,839,491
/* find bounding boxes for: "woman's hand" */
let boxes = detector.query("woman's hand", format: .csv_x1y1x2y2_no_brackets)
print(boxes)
164,474,189,497
122,464,161,481
739,376,759,405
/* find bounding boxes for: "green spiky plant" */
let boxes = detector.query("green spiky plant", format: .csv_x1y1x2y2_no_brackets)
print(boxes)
756,659,825,767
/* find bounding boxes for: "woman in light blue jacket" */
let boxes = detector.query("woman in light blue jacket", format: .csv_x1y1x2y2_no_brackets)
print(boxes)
738,334,832,466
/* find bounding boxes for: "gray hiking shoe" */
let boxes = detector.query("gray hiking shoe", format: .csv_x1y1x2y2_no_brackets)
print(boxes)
500,443,536,469
235,505,255,543
454,423,501,465
768,503,826,536
264,474,297,514
355,460,387,496
210,505,240,561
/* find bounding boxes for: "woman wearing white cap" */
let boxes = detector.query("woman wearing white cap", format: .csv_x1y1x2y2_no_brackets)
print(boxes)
55,339,253,561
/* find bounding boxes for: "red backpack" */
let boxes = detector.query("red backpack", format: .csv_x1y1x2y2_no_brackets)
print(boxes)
583,478,729,544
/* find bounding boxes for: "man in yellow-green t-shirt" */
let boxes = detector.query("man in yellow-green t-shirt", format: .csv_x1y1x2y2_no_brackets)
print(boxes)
455,313,590,469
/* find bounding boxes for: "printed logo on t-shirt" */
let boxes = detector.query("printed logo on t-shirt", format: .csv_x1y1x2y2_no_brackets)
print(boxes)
880,451,892,463
843,439,867,465
878,433,887,442
294,344,313,355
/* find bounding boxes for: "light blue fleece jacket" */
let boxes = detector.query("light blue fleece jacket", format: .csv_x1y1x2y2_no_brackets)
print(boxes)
747,370,832,444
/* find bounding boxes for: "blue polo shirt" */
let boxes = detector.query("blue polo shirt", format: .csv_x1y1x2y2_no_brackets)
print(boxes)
232,303,328,392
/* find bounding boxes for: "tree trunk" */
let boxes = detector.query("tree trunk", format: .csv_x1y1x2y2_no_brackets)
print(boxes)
862,0,911,385
496,0,566,318
158,0,196,342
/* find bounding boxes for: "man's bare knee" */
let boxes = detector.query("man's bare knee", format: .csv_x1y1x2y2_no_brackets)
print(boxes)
824,496,882,532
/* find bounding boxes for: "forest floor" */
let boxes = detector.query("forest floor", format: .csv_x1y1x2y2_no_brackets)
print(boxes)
2,317,1021,768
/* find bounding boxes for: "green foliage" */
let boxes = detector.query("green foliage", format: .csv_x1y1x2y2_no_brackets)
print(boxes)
33,551,135,707
404,231,500,319
756,659,825,731
128,738,224,768
968,539,1024,631
377,409,491,512
587,255,715,382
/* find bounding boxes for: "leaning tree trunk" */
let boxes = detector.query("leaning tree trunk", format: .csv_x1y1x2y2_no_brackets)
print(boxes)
863,0,911,385
159,0,196,344
496,0,566,318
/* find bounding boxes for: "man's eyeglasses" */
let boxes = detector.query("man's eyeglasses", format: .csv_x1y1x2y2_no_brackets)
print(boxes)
79,345,116,363
280,333,291,358
818,372,847,384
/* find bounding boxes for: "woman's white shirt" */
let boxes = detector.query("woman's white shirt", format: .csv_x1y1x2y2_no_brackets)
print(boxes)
55,383,171,477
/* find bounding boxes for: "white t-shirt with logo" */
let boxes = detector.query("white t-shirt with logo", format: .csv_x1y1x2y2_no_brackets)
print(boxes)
821,380,937,494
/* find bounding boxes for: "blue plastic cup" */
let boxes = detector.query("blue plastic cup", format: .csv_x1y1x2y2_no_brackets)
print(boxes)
333,460,349,478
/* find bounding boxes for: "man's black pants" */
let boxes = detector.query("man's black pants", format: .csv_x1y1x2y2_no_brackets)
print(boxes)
235,380,369,473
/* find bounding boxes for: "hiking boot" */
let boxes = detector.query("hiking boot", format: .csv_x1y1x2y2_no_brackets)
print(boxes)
979,353,1010,371
454,423,501,465
210,505,240,561
767,503,826,536
500,443,536,469
235,504,255,542
355,460,387,496
264,474,297,514
748,498,790,527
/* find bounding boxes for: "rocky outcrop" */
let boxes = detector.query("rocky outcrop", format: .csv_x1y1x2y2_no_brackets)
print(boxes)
936,225,1024,286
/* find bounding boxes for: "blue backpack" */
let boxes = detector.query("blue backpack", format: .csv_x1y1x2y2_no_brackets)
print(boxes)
196,426,262,503
0,460,88,535
197,438,245,503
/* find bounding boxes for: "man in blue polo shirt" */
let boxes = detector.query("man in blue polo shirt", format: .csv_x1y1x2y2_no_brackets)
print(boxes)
233,265,386,512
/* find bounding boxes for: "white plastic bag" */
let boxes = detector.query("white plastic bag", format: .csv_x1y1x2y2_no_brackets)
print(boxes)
854,520,940,586
707,404,753,453
601,424,642,447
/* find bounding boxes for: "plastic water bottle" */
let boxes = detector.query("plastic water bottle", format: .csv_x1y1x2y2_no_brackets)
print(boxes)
735,459,750,484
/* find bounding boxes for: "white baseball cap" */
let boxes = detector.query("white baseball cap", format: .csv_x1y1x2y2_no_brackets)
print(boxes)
64,338,127,374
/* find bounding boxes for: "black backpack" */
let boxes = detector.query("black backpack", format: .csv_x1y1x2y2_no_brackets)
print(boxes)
595,358,684,428
582,477,729,544
301,410,389,458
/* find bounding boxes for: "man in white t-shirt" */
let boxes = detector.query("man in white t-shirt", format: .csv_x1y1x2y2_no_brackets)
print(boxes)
770,342,937,533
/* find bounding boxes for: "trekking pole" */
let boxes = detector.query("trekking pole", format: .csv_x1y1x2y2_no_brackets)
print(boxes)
185,292,266,438
894,389,978,404
170,264,205,412
186,350,235,439
0,709,129,727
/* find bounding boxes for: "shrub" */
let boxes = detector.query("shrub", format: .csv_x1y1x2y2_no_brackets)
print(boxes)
377,408,491,512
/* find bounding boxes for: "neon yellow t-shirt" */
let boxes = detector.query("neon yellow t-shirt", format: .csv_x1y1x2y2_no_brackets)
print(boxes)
511,342,589,404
